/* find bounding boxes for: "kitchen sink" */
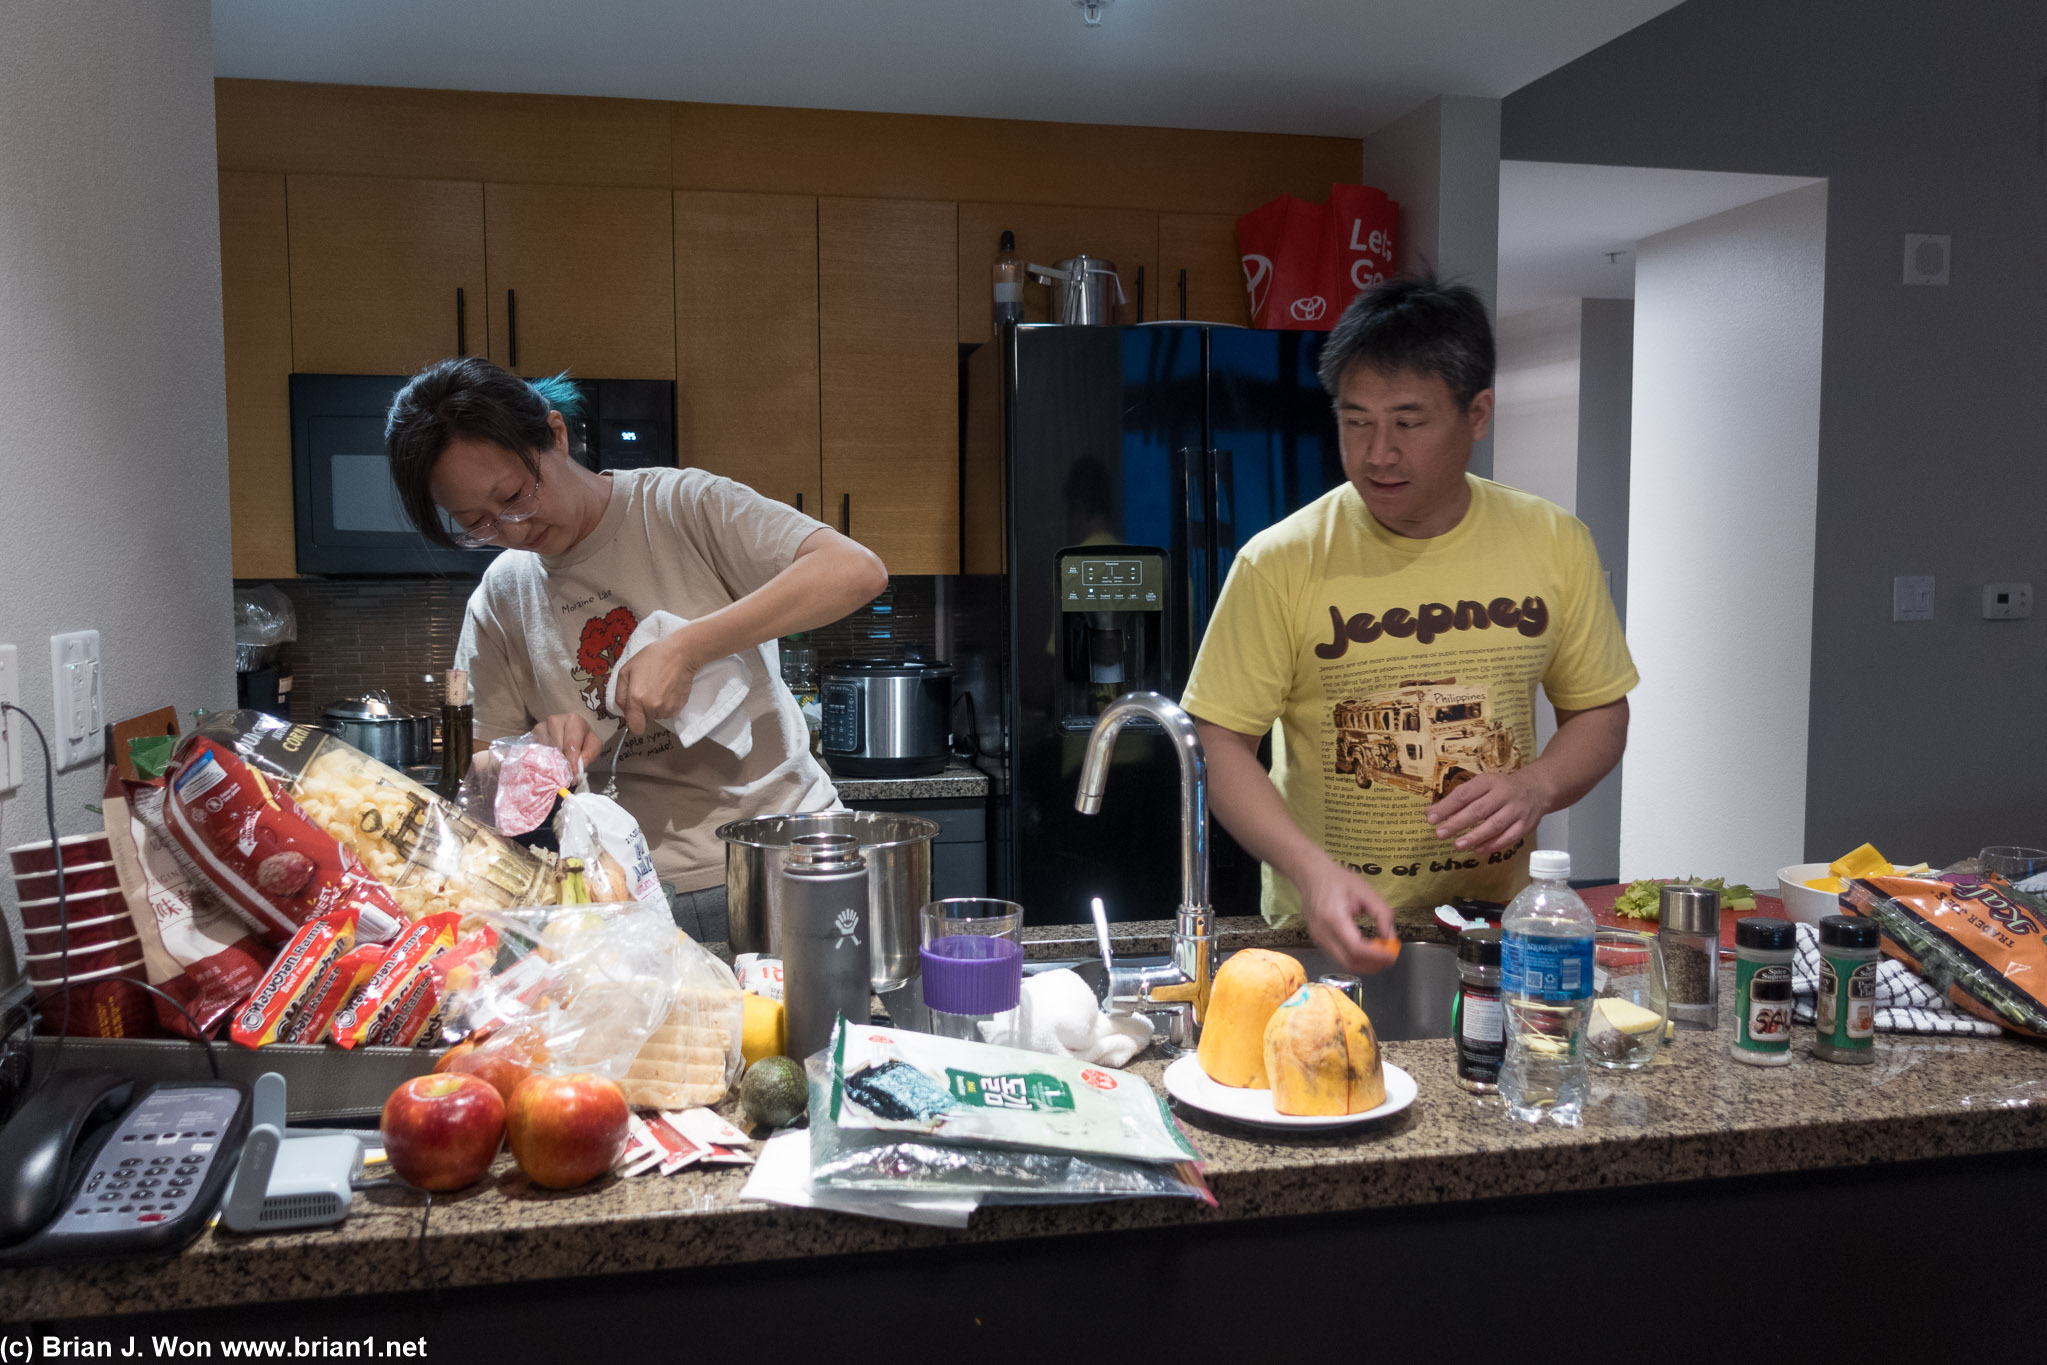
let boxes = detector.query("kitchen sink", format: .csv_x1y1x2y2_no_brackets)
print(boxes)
1026,940,1460,1042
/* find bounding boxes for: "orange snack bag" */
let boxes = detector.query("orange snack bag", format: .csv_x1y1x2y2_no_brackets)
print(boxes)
282,943,387,1045
231,910,359,1048
330,912,459,1049
1844,874,2047,1038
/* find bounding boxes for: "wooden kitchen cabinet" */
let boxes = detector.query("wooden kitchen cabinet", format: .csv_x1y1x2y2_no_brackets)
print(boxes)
956,203,1159,344
220,171,297,580
485,184,675,380
819,197,958,576
673,191,820,511
1158,213,1252,327
286,175,485,374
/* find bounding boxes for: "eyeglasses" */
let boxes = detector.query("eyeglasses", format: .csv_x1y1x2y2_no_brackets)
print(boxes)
451,479,543,548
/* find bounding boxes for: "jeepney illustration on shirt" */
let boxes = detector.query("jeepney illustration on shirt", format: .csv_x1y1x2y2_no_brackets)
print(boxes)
1331,676,1522,803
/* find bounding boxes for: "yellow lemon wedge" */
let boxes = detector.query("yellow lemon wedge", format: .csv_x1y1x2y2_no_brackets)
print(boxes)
1829,843,1890,881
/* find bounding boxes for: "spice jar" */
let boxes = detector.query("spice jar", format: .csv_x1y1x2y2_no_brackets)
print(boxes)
1732,917,1796,1066
1658,884,1720,1030
1453,927,1505,1093
1813,914,1879,1064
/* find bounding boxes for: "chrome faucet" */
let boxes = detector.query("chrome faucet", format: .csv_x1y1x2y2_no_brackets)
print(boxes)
1074,691,1215,1051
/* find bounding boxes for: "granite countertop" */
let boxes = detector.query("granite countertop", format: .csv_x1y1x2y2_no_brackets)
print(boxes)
829,758,989,802
6,921,2046,1323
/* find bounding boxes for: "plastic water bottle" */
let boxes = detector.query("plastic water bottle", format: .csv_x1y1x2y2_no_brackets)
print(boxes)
1499,849,1595,1126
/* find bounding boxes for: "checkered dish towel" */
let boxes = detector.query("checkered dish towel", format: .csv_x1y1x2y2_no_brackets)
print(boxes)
1790,920,2002,1037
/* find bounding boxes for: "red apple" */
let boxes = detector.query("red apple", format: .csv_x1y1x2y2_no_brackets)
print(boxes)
380,1073,505,1192
446,1048,537,1106
505,1072,630,1190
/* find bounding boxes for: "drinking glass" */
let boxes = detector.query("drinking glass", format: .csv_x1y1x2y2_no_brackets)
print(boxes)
1587,929,1669,1071
919,898,1025,947
1978,847,2047,881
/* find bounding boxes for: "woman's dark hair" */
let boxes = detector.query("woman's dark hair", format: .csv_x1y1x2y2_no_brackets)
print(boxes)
384,357,585,547
1315,275,1494,410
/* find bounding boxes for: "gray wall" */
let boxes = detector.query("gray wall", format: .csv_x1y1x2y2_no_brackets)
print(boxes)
1570,298,1634,882
1504,0,2047,866
1363,95,1502,477
0,3,231,946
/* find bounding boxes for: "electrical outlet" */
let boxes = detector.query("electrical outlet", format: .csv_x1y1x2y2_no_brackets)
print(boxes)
1903,233,1951,286
0,644,20,797
48,630,103,771
1893,575,1935,622
1982,582,2033,620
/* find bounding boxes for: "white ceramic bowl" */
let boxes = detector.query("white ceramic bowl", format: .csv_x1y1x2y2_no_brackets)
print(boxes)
1777,863,1844,925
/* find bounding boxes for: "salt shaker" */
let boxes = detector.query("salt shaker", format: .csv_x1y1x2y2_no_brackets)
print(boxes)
1658,884,1721,1030
777,833,872,1060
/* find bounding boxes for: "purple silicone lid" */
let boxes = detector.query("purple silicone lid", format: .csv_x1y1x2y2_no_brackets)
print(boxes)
919,935,1023,1014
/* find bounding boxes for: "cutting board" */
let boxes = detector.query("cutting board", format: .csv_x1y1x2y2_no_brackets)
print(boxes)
1579,882,1787,954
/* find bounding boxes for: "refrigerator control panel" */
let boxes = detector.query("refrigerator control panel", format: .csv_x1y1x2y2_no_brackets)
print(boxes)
1059,552,1165,611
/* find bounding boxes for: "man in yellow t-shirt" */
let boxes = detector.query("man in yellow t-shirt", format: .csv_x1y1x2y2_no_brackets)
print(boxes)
1181,278,1637,973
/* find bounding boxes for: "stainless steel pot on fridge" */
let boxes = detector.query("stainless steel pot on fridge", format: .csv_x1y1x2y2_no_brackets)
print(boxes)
717,810,938,993
1027,255,1125,325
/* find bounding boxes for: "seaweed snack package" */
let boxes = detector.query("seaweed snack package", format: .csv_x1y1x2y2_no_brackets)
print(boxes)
231,910,360,1048
103,774,268,1038
556,789,666,918
165,739,405,945
330,912,460,1049
181,711,556,927
1845,874,2047,1038
825,1019,1200,1166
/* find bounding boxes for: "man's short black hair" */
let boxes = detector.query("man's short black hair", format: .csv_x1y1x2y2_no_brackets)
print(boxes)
1315,275,1494,410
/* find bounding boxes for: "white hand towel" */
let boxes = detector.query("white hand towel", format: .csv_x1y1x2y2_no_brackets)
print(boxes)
985,968,1154,1064
604,610,753,760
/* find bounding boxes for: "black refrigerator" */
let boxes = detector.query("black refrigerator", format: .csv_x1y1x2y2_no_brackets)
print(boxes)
960,323,1344,926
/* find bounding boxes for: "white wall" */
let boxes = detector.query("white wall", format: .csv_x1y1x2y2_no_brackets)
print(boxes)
1619,183,1826,886
1363,95,1502,477
0,2,231,958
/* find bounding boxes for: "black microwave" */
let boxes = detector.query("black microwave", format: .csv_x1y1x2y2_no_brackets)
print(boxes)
288,373,678,576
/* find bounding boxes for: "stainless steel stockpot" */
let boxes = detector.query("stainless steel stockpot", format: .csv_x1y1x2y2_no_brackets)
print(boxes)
717,809,939,993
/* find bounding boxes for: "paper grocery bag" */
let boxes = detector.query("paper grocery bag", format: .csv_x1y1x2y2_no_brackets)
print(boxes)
1236,184,1399,329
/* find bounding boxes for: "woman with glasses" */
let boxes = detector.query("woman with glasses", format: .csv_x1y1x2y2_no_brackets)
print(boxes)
384,357,888,941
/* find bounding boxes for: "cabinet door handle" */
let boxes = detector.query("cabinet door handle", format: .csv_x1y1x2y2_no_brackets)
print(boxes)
1178,269,1188,321
840,493,851,535
506,289,518,368
1135,265,1145,323
456,287,467,355
794,493,804,513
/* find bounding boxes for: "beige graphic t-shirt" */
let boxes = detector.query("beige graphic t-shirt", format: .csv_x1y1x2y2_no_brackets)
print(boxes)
1182,475,1637,928
455,468,838,892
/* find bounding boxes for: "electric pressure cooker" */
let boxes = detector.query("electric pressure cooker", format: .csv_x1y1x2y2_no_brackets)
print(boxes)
819,659,953,779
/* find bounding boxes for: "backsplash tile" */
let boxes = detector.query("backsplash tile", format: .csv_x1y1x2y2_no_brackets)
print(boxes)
251,575,945,725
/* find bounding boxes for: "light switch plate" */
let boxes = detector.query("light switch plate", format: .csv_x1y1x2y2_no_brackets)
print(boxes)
1982,582,2033,620
1893,575,1935,622
48,630,103,771
0,644,20,797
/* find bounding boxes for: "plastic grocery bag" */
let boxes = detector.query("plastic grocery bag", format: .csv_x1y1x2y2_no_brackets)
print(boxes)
556,789,666,918
1236,183,1398,329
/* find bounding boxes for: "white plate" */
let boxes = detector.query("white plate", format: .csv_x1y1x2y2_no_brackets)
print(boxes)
1162,1055,1417,1131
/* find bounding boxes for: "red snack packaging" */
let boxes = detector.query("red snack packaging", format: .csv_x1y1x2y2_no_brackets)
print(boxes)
331,913,459,1049
163,739,404,946
369,928,500,1049
281,943,387,1045
231,910,359,1048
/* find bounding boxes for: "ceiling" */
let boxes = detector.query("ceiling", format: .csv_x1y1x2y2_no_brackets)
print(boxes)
210,0,1688,140
1496,160,1822,317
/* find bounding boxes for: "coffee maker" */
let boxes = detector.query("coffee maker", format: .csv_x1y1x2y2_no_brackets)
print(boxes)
1056,546,1166,730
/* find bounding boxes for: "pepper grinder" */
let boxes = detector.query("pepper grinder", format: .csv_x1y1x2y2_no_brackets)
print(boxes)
1658,883,1721,1030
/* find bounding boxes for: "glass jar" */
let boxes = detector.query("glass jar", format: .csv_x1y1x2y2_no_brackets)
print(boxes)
1813,914,1879,1064
1453,927,1504,1093
1732,917,1796,1066
1658,884,1721,1030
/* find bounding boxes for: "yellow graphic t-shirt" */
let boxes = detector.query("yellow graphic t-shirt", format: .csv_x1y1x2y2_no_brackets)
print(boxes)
1181,475,1637,929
